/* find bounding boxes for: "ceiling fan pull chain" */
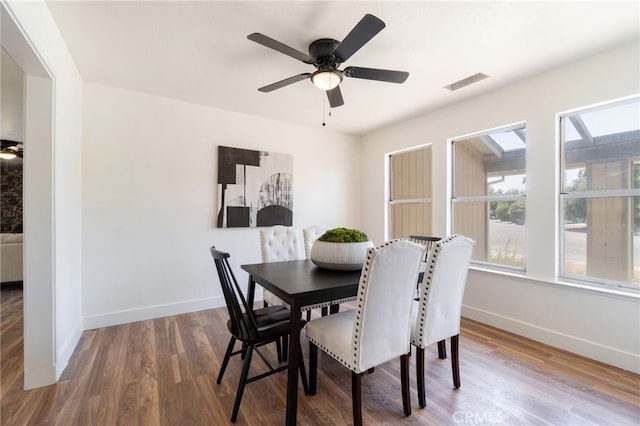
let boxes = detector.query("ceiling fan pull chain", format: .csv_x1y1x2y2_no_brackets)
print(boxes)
322,95,326,127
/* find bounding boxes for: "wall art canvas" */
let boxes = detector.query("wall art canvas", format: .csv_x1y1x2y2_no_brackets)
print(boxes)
217,146,293,228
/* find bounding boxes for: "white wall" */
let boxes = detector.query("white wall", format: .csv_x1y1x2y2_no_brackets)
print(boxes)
3,0,84,388
361,41,640,373
81,83,361,328
0,48,23,140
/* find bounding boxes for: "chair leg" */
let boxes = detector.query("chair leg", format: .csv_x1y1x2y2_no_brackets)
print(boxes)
309,342,318,395
321,306,328,317
231,345,253,422
451,334,461,388
282,335,289,362
217,337,236,384
329,303,340,314
401,353,411,416
275,337,283,363
306,310,311,321
241,342,248,360
352,371,364,426
416,346,426,408
437,339,447,359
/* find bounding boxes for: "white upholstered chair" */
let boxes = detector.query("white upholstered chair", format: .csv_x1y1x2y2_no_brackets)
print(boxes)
303,225,358,315
259,225,305,361
303,225,345,316
411,234,474,408
260,225,335,322
259,225,305,308
302,225,329,258
306,239,425,425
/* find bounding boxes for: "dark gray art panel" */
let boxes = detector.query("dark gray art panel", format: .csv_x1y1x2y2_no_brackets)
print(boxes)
216,146,293,228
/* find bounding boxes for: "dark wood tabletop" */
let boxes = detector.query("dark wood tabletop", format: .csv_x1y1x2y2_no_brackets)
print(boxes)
242,259,361,307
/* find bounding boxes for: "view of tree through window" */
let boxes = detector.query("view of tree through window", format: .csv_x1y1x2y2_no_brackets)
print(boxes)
452,125,527,270
560,97,640,288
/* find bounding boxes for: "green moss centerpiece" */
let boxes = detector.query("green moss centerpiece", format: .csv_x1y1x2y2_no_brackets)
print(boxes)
317,227,369,243
310,227,374,271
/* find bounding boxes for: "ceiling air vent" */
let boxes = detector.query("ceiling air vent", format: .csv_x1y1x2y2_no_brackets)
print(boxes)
444,72,489,91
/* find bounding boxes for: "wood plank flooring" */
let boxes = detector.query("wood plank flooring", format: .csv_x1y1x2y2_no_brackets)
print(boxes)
2,284,639,425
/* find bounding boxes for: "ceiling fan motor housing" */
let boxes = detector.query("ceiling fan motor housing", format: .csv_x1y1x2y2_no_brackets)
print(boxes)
309,38,341,69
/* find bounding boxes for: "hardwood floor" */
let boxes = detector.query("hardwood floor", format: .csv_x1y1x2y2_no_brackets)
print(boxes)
2,285,639,425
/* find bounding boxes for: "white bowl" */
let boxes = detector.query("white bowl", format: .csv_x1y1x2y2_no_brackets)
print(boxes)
310,240,375,271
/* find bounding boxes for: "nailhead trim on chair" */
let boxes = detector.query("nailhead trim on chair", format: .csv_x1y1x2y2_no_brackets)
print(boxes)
302,296,357,312
308,238,411,372
411,234,461,348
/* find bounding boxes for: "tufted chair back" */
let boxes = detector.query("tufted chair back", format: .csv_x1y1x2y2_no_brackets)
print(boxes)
352,239,424,372
302,225,330,259
259,225,304,262
305,239,425,423
411,234,474,348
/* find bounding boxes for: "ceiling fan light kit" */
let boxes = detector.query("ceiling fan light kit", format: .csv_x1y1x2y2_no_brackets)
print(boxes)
311,70,342,90
248,13,409,108
0,149,17,160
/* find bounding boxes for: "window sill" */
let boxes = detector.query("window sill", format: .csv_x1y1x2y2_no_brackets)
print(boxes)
469,266,640,302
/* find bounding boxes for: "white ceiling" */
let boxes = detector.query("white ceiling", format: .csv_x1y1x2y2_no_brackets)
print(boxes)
45,1,640,136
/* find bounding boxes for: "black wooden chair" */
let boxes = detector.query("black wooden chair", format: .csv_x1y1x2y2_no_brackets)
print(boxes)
209,246,309,423
408,235,448,358
408,235,441,275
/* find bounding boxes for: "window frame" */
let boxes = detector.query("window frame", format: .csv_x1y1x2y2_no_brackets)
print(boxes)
387,144,433,240
558,96,640,292
451,122,527,272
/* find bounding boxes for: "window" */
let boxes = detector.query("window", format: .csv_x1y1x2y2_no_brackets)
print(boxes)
560,97,640,290
452,125,527,270
388,145,432,239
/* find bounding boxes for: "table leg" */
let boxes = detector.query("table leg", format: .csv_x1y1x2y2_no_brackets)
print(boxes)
285,300,302,426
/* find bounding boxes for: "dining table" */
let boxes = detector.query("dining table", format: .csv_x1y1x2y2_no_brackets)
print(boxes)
241,259,362,426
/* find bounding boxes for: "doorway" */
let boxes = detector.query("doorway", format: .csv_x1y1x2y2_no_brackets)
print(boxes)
1,3,56,389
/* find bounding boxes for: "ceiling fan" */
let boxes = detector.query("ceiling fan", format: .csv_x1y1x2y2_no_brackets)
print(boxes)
0,140,23,160
247,14,409,108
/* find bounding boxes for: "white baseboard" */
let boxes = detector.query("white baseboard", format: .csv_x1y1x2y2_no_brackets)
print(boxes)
83,296,226,330
56,318,84,380
462,305,640,374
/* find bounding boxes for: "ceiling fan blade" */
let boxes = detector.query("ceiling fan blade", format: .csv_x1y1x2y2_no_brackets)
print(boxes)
333,14,385,63
248,33,313,63
258,73,311,92
343,66,409,83
1,139,20,149
326,86,344,108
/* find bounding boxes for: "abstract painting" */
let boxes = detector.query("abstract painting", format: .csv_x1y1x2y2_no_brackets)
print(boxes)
217,146,293,228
